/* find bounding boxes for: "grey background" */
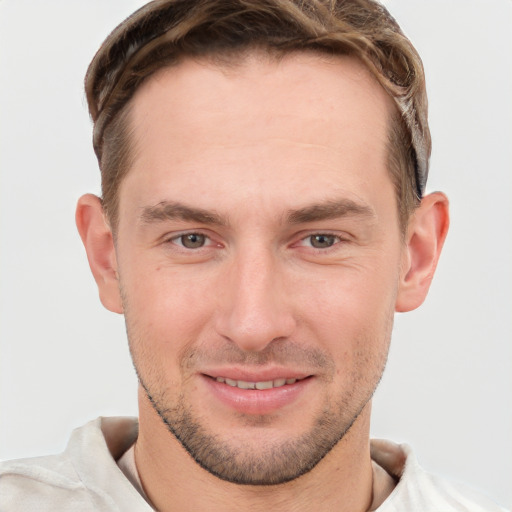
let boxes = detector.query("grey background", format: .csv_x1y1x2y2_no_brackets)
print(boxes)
1,0,510,508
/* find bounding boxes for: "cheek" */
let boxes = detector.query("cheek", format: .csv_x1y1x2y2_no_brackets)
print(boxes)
292,260,398,362
120,261,216,357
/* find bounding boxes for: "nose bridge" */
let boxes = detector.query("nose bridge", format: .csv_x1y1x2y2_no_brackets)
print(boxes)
216,243,295,351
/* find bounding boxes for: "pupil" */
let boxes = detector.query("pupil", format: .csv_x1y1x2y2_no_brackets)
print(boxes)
183,233,205,248
311,234,335,248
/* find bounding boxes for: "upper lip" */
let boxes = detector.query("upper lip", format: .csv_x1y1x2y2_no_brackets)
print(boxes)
201,367,311,382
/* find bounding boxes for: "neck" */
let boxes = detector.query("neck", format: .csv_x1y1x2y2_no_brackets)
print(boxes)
135,388,374,512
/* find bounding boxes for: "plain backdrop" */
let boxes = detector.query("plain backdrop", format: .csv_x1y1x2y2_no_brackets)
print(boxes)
0,0,511,508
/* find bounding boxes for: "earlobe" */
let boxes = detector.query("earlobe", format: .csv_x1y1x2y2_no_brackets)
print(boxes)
395,192,450,313
76,194,123,314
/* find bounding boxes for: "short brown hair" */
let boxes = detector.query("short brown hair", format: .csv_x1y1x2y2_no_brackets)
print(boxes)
85,0,430,230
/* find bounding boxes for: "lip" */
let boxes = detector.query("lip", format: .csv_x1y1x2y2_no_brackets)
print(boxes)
203,367,310,382
200,370,313,415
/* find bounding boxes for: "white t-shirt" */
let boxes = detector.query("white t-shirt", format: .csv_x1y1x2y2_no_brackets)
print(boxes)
0,417,506,511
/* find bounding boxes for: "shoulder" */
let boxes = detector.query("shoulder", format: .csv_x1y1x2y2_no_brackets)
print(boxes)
372,440,508,512
0,451,92,511
0,417,146,512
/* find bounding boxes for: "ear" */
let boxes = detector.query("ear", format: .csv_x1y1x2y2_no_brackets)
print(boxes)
76,194,123,314
395,192,450,312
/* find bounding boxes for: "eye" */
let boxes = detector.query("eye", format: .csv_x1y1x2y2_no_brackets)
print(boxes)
174,233,208,249
307,234,340,249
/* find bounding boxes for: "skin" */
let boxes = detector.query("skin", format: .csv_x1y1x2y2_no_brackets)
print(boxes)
77,52,449,511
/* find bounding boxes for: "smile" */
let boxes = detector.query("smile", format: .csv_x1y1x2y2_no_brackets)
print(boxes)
203,373,313,414
214,376,303,390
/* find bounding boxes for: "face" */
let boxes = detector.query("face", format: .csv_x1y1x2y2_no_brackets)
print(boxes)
115,53,404,485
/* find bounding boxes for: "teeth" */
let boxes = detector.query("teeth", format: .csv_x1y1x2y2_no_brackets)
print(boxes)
237,380,256,390
255,380,273,390
215,376,298,389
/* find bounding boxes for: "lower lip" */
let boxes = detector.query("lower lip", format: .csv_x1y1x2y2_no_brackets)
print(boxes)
202,375,312,415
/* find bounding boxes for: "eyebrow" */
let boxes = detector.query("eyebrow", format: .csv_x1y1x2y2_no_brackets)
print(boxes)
139,198,375,227
140,201,228,226
286,198,375,224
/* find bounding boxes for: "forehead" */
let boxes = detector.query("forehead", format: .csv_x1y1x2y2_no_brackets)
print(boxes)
130,50,393,143
120,52,395,220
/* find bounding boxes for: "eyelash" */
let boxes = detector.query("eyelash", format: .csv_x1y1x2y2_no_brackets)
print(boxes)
164,231,346,252
299,233,342,249
166,231,215,250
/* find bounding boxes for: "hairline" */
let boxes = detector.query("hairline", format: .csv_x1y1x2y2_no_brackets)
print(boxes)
103,50,416,236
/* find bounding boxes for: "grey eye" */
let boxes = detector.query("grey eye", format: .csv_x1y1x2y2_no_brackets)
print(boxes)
180,233,206,249
309,234,337,249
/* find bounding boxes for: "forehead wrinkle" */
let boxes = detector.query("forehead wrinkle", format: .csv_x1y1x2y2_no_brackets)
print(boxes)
139,201,228,226
286,198,376,225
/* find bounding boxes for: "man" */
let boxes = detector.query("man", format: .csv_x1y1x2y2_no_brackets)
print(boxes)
0,1,507,510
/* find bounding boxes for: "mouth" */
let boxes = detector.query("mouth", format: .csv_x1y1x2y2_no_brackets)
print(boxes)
211,376,308,390
201,372,313,415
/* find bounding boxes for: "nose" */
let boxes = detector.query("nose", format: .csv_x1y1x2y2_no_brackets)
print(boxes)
214,248,296,352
